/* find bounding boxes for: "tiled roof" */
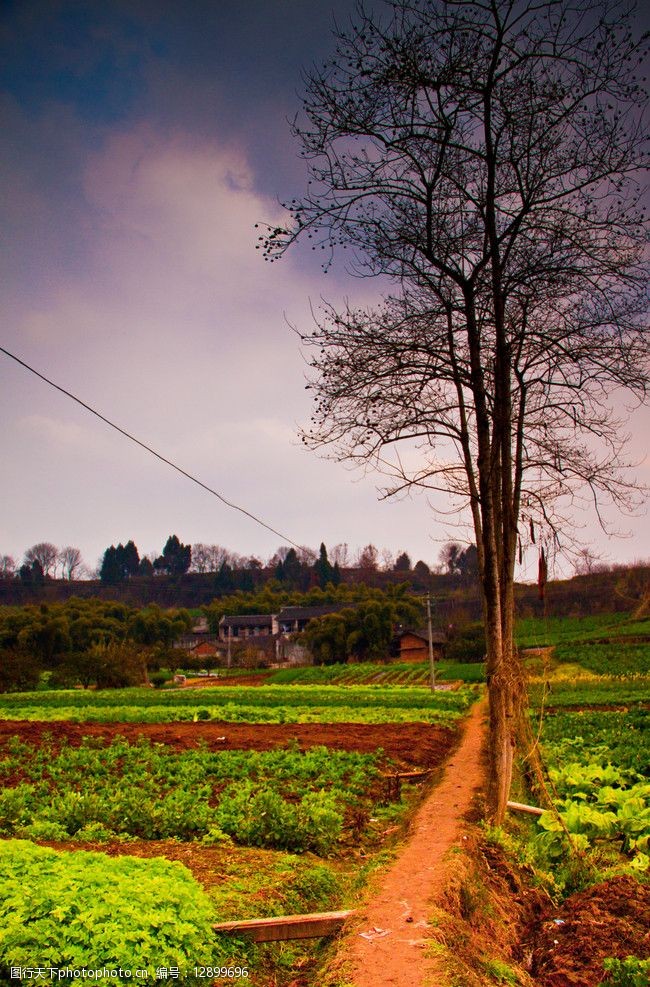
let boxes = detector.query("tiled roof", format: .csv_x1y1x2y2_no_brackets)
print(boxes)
276,604,347,620
397,627,447,644
220,614,273,627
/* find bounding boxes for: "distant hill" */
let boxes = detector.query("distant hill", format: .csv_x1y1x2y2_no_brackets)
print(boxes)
0,563,647,620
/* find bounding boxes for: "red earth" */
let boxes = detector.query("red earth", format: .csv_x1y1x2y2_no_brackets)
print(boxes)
526,876,650,987
0,719,457,773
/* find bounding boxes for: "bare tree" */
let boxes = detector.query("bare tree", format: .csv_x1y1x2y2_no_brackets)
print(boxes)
265,0,648,820
0,555,15,579
58,546,83,581
573,547,609,576
380,547,396,570
24,542,59,578
356,544,379,571
330,542,350,567
190,543,212,573
296,545,318,565
268,545,292,567
191,544,233,573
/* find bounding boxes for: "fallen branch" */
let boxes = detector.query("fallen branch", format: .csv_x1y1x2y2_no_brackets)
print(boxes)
507,799,544,817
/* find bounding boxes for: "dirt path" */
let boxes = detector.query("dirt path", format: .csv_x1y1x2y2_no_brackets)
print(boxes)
333,697,488,987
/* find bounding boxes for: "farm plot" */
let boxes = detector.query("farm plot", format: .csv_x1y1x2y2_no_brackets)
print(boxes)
267,661,485,686
528,674,650,709
0,684,472,986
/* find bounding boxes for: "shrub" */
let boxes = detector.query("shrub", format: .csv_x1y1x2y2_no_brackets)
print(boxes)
600,956,650,986
215,783,343,854
0,840,221,983
0,648,41,692
445,622,486,663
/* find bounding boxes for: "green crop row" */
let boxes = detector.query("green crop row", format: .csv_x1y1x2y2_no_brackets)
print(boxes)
0,703,465,725
0,683,474,711
528,675,650,708
0,683,476,725
0,738,380,853
268,661,485,686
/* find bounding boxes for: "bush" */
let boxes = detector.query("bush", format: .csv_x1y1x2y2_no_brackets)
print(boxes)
600,956,650,986
0,840,221,983
445,622,486,663
149,670,171,688
215,783,343,854
0,649,41,692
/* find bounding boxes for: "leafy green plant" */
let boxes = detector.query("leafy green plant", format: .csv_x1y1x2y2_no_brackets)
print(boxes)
0,840,225,983
599,956,650,986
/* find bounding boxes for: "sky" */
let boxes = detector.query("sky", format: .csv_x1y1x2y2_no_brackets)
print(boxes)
1,0,648,580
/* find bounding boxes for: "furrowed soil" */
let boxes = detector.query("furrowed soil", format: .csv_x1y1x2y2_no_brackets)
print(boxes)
525,876,650,987
0,720,456,772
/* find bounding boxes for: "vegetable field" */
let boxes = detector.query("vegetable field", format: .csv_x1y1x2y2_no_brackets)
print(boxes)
0,676,473,985
525,633,650,883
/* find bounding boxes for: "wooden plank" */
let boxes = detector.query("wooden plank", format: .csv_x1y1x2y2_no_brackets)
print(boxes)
213,909,354,942
381,769,433,781
507,799,545,817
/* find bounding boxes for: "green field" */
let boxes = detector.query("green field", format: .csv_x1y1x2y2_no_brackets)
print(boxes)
515,612,650,647
267,660,486,686
3,609,649,984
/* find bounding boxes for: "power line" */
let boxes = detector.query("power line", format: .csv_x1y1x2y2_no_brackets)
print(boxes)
0,344,303,550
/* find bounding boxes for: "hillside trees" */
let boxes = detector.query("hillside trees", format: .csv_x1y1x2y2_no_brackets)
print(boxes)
0,599,192,690
264,0,649,820
302,593,423,663
154,535,192,577
440,543,479,583
100,541,140,584
23,542,58,577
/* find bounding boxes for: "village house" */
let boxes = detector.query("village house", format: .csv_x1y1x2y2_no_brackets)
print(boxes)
219,613,274,640
393,628,446,663
176,606,446,669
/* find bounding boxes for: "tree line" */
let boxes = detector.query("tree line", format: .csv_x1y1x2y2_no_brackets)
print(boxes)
3,537,479,590
0,584,428,692
0,598,192,692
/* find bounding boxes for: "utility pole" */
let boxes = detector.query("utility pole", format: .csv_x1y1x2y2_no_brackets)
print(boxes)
227,624,232,669
427,594,436,692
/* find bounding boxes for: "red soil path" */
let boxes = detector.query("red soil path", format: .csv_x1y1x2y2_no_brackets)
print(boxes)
333,698,488,987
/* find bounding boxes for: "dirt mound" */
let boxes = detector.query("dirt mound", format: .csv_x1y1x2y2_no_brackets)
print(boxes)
527,876,650,986
0,720,456,772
